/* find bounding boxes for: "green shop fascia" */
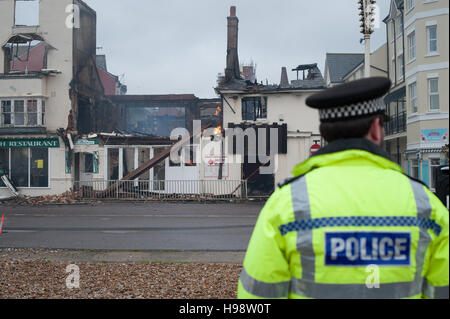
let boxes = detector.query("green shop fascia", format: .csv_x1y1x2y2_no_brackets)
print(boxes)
0,138,60,188
0,138,60,149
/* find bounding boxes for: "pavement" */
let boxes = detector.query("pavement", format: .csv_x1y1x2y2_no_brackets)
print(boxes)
0,248,246,264
0,202,263,253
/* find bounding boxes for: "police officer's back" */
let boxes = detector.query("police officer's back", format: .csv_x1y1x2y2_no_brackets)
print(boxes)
237,77,449,299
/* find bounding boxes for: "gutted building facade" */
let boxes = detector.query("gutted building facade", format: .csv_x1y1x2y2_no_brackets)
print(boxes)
0,0,121,197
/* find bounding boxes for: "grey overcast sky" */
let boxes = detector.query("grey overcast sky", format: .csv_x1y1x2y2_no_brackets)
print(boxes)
79,0,391,98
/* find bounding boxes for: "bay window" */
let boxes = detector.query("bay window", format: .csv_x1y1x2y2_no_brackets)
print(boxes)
429,78,440,110
397,16,403,36
27,100,38,125
0,98,46,127
408,32,416,61
1,101,11,125
409,82,418,113
427,25,438,54
406,0,414,11
14,101,25,126
398,54,404,79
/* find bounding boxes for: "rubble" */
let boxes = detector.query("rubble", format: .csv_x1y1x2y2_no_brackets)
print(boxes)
1,191,81,206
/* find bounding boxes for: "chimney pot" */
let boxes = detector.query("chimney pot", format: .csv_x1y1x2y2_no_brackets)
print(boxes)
230,6,236,17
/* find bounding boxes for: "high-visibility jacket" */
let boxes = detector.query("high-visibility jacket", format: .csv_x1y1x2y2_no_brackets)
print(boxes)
238,138,449,299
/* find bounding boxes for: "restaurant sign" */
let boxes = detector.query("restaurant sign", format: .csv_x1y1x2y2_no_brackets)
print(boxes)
0,138,60,148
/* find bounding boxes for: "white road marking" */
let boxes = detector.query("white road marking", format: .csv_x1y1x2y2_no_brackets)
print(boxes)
8,214,255,218
101,231,139,234
6,230,37,233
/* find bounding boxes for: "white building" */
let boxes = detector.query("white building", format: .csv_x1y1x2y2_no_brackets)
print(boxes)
384,0,449,190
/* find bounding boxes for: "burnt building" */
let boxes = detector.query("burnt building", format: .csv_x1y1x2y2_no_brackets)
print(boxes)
0,0,123,197
216,6,325,196
109,94,201,137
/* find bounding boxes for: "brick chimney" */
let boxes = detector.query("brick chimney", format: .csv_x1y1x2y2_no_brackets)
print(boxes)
280,67,289,88
225,6,241,82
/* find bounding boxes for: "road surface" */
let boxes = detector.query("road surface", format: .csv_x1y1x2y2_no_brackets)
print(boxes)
0,202,263,251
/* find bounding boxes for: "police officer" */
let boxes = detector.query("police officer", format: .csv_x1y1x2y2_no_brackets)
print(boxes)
237,77,449,299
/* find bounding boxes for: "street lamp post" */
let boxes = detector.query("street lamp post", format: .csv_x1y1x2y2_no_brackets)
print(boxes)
358,0,376,78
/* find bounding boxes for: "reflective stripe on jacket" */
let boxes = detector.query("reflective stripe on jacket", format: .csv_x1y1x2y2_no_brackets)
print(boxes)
238,139,449,299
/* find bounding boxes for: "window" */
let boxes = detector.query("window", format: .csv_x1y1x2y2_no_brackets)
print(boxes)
397,16,403,36
408,32,416,61
399,99,406,113
0,99,45,127
11,149,28,187
242,97,267,121
0,148,49,188
427,25,438,53
391,21,396,38
4,39,48,74
0,149,9,188
107,148,119,181
409,82,418,113
27,100,38,125
14,0,40,26
1,101,12,125
411,159,419,179
14,101,25,125
429,159,441,190
41,100,45,125
30,148,48,187
429,78,440,110
84,154,94,173
406,0,415,11
398,54,404,79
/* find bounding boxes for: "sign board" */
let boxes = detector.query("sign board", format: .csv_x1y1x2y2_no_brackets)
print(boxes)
0,138,60,148
75,139,99,146
204,155,229,178
310,144,321,155
421,129,448,143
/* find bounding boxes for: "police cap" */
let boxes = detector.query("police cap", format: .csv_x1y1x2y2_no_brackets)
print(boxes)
306,77,391,122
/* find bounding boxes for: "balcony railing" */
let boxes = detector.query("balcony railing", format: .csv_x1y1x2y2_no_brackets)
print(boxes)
385,112,407,136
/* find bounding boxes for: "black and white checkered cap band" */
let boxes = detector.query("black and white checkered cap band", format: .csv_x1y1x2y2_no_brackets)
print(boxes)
319,97,386,121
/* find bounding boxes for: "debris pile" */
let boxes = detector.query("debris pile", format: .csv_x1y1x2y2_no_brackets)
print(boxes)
1,191,80,206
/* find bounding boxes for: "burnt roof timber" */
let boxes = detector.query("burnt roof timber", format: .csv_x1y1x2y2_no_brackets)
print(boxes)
108,95,198,102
